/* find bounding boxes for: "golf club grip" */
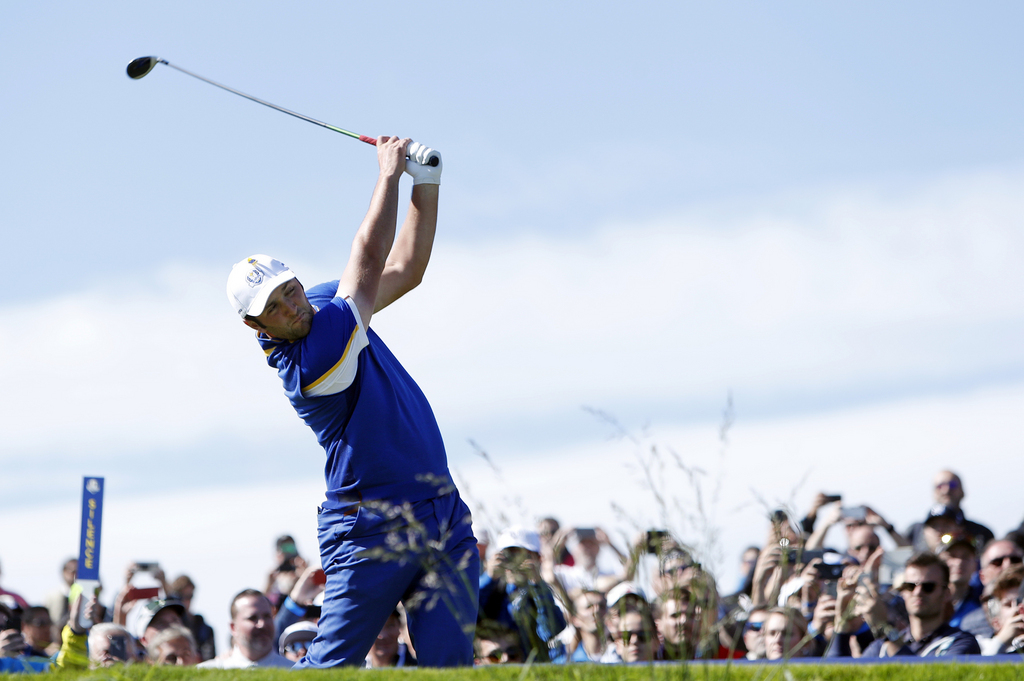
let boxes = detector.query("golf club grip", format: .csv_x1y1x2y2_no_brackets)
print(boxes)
360,136,441,167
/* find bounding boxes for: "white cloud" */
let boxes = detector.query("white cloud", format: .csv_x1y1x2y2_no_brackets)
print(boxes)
2,168,1023,461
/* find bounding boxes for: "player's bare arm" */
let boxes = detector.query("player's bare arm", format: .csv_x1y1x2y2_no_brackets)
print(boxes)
337,136,408,327
374,183,439,313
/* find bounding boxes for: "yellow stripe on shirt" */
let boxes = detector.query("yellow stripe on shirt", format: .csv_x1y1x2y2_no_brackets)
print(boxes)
302,325,361,393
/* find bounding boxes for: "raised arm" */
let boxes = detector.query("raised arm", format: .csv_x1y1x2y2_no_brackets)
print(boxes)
374,153,443,313
374,183,439,313
337,136,408,327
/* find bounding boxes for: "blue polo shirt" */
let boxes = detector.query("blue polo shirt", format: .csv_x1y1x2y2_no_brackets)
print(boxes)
258,281,452,509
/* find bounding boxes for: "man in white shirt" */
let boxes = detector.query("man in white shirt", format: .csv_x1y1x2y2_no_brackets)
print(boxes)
198,590,292,669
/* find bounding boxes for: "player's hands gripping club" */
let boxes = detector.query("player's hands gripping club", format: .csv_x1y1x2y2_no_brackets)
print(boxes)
404,141,443,185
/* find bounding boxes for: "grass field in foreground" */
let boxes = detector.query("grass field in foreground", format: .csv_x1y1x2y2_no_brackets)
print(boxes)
9,663,1022,681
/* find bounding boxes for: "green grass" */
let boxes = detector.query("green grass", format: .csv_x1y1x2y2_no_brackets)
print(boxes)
7,663,1022,681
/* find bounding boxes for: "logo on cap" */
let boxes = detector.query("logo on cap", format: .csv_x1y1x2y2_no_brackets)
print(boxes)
246,268,264,287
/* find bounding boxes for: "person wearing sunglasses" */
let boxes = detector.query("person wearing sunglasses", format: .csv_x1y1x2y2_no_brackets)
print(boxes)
960,539,1024,638
741,607,769,660
764,607,815,660
613,609,659,663
858,553,981,657
977,565,1024,655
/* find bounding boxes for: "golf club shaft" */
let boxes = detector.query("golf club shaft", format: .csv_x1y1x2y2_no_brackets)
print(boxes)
159,60,378,147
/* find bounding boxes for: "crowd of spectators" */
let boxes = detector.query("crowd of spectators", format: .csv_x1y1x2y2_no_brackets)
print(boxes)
1,468,1023,671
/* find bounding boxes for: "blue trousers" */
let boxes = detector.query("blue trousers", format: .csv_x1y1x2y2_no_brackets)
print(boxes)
293,491,479,668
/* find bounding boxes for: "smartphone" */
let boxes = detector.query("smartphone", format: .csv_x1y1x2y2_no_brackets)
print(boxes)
107,635,130,662
0,610,20,632
786,549,826,564
124,587,160,602
822,494,842,504
816,563,845,581
841,506,868,521
278,557,297,573
134,562,159,572
575,528,597,541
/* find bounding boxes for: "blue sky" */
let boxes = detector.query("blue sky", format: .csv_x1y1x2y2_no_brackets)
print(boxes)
2,1,1023,634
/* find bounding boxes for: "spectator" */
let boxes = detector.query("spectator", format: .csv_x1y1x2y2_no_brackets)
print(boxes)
734,546,760,595
20,607,56,657
764,607,814,660
43,559,77,633
750,511,803,607
612,607,658,663
961,539,1024,637
474,623,524,665
0,603,27,660
978,539,1024,588
279,622,318,663
112,562,170,628
977,565,1024,655
742,606,768,659
858,553,980,657
146,624,200,666
907,471,994,553
478,527,566,663
658,566,725,659
198,590,292,669
166,575,216,661
53,592,102,670
273,564,324,648
544,527,625,596
88,623,139,668
537,518,573,567
847,526,881,567
125,598,186,650
562,589,609,663
806,501,907,551
364,609,415,668
264,536,306,611
938,539,982,631
600,582,652,663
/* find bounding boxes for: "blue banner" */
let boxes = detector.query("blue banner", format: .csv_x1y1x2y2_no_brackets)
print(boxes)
77,477,105,581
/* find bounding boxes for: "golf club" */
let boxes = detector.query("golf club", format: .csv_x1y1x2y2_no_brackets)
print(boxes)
126,56,440,166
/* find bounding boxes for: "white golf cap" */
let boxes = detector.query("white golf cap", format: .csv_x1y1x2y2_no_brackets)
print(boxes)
606,581,648,608
226,254,296,318
495,526,541,554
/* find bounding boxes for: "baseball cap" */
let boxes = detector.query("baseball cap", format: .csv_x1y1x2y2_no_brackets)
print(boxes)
278,621,318,655
606,581,648,608
126,598,186,639
226,254,297,318
495,526,541,554
925,505,966,526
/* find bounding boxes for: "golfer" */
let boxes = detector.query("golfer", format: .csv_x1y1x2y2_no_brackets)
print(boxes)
226,137,478,667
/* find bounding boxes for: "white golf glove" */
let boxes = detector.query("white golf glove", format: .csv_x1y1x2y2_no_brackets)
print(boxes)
404,142,442,185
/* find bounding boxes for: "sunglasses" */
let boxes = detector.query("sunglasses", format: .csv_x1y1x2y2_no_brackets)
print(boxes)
618,629,654,645
284,641,310,654
987,555,1023,568
898,581,941,594
744,620,764,633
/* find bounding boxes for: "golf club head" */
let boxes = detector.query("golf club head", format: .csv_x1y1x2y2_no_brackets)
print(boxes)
126,56,162,80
